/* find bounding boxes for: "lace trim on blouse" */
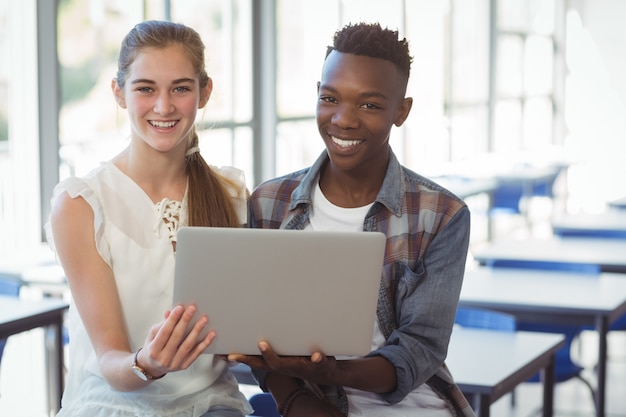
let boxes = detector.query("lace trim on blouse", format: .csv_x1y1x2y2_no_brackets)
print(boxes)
153,198,183,244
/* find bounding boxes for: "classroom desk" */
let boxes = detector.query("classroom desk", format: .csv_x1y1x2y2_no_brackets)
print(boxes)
608,196,626,210
459,266,626,417
230,328,566,417
551,210,626,239
0,295,69,415
447,328,564,417
431,176,498,200
473,236,626,273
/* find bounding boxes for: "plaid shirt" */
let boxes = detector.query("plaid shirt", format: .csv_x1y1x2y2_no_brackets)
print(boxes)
249,150,475,417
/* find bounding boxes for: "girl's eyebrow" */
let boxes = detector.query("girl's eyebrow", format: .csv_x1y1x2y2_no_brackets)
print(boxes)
129,78,196,85
172,78,196,84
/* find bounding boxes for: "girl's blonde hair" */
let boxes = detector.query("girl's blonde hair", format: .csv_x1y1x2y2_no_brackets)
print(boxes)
117,20,242,227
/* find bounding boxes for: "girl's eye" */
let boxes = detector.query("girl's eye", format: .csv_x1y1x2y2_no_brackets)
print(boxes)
137,87,153,93
174,86,191,93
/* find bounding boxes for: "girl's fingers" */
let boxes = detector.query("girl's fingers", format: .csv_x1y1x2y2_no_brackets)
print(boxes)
168,305,203,348
148,305,185,351
177,312,209,351
144,305,216,371
180,329,216,369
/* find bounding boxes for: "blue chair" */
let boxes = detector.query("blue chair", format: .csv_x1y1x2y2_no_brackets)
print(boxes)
455,306,516,332
553,228,626,240
491,181,526,215
486,259,601,275
247,392,280,417
491,168,561,216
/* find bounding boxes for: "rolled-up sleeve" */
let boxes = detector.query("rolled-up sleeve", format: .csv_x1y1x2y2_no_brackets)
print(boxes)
369,207,470,403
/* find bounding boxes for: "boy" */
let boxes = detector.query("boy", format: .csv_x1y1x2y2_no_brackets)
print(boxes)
231,22,474,417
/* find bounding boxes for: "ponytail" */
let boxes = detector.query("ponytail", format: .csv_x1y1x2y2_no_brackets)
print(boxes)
185,131,242,227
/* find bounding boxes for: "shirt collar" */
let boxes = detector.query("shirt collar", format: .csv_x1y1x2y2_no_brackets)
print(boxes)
289,149,405,217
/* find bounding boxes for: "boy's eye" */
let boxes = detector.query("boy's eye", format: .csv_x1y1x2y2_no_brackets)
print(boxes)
320,96,337,104
362,103,381,110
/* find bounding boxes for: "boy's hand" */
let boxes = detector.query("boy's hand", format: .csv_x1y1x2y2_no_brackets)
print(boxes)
228,341,337,385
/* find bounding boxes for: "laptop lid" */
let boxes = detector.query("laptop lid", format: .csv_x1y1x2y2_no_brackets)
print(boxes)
172,227,385,356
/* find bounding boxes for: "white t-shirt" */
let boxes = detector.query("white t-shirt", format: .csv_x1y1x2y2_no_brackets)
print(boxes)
307,182,451,417
45,161,252,417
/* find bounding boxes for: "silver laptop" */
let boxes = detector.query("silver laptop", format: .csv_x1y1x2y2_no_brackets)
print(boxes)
172,227,386,356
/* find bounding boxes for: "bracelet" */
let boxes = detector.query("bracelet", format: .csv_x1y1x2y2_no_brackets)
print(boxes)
131,348,166,381
279,387,313,417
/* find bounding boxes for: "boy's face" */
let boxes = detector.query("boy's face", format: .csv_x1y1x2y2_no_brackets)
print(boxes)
316,51,412,174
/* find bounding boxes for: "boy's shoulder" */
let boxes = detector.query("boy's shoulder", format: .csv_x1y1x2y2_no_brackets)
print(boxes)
400,165,467,208
251,166,312,198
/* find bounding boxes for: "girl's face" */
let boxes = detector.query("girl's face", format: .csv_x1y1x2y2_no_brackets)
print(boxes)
113,44,211,156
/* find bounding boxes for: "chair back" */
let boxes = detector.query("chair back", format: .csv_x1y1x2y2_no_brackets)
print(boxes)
487,259,601,275
455,307,516,332
248,392,280,417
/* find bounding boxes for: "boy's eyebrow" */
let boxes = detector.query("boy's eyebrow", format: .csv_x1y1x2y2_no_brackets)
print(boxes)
319,84,389,101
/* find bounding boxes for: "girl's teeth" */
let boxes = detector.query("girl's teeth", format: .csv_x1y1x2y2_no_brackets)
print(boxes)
151,121,176,128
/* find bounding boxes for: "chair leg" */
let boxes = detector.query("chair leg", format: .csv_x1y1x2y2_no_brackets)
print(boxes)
576,375,597,412
525,376,597,417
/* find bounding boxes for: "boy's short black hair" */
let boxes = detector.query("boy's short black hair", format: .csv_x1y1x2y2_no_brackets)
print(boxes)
326,22,413,83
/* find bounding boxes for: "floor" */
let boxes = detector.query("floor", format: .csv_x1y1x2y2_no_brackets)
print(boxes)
1,199,625,416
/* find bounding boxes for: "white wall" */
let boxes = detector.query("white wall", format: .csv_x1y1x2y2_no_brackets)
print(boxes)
565,0,626,212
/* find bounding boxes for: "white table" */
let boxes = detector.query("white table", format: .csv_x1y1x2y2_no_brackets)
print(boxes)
459,266,626,417
473,236,626,273
551,210,626,239
0,245,67,297
431,176,498,200
447,328,564,417
0,295,69,415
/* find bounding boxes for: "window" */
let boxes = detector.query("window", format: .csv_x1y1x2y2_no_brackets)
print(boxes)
494,0,561,152
0,0,570,253
57,0,254,186
0,0,40,255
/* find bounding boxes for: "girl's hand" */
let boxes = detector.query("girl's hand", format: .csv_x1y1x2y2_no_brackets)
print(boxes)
138,304,215,376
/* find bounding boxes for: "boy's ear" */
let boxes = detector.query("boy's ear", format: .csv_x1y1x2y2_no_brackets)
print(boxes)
111,78,126,109
394,97,413,127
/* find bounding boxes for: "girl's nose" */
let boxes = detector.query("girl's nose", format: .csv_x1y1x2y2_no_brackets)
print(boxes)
153,93,174,115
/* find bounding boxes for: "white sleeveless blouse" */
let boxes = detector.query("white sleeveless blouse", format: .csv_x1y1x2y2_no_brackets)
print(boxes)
45,161,252,417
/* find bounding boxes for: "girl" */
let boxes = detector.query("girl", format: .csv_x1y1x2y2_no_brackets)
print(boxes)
46,20,251,417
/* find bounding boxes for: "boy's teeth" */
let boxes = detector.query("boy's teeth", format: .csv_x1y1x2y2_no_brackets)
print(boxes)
332,136,360,147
